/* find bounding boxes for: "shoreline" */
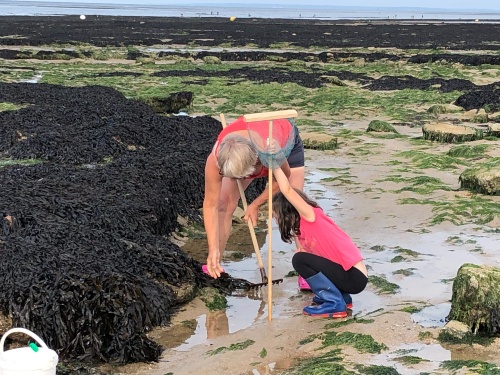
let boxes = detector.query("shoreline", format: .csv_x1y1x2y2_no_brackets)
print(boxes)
2,2,500,21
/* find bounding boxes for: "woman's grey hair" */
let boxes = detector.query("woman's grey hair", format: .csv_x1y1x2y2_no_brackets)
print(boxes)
217,134,258,179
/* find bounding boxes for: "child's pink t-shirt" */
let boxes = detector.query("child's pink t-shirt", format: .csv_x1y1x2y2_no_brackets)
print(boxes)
297,207,363,271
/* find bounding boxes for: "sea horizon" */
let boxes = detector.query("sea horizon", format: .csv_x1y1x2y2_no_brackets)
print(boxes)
2,1,500,20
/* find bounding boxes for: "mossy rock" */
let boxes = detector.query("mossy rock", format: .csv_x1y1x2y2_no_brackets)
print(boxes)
322,75,346,86
459,165,500,195
367,120,398,134
300,132,338,150
427,104,463,115
471,113,489,124
203,56,222,64
488,123,500,137
199,287,228,311
447,263,500,334
422,123,483,143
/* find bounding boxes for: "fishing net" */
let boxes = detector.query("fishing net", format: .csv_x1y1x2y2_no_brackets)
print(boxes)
246,118,296,169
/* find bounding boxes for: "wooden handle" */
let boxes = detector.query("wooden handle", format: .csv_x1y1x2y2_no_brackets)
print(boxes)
267,119,274,321
243,109,298,123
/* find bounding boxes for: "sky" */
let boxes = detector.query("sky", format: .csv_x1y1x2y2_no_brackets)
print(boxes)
16,0,500,10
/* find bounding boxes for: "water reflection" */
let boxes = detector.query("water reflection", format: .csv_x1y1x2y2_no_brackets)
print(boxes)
206,310,229,339
175,296,267,351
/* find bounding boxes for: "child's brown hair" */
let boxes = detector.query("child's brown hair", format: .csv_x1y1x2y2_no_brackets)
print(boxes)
272,189,319,243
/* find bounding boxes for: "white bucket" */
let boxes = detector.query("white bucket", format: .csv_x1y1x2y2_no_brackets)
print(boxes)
0,328,58,375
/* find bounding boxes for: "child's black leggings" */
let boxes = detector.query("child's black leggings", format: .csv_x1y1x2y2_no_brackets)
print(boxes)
292,252,368,294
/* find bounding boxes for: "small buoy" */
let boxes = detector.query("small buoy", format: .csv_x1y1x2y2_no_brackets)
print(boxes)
229,16,236,22
80,15,86,20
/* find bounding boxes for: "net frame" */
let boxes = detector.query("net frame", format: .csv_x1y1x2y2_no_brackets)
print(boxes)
246,118,297,169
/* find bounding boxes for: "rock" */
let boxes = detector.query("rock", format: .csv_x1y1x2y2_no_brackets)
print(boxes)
459,165,500,195
322,75,346,86
441,320,471,339
422,123,483,143
300,132,338,150
447,264,500,334
203,55,221,64
367,120,398,133
199,287,229,311
427,104,463,114
353,57,365,67
488,123,500,137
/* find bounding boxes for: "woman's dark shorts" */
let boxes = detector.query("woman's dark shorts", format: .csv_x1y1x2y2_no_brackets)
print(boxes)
287,127,305,168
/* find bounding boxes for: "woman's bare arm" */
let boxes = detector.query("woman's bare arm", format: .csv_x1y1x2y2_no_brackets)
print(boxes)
203,152,224,277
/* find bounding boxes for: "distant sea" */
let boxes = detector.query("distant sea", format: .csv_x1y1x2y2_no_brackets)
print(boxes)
2,1,500,20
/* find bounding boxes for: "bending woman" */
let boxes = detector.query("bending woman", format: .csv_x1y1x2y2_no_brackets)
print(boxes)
203,116,304,279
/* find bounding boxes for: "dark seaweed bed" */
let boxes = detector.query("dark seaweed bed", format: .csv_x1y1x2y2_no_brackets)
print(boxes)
0,16,499,50
0,82,265,364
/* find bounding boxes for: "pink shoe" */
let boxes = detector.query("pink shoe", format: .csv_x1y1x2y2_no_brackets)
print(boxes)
202,265,225,275
298,275,312,291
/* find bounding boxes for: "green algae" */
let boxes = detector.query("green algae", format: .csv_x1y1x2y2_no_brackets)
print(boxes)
206,339,255,356
321,175,358,185
319,331,388,354
394,247,421,257
284,349,348,375
398,195,499,226
437,330,494,346
393,268,417,277
198,287,228,311
395,150,466,170
369,275,400,294
0,102,28,111
441,360,500,374
324,317,374,330
418,331,433,340
259,348,267,358
318,167,351,173
367,120,399,133
385,175,452,194
399,306,423,314
390,255,408,263
0,158,44,169
353,364,401,375
394,355,429,365
447,144,489,159
302,137,339,151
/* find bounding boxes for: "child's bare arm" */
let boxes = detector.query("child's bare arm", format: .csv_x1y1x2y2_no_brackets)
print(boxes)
273,167,315,221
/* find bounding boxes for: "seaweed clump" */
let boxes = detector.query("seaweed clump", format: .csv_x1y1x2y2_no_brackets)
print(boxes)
0,82,265,364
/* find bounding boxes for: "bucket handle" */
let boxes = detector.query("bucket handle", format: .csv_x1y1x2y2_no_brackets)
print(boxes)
0,328,49,353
